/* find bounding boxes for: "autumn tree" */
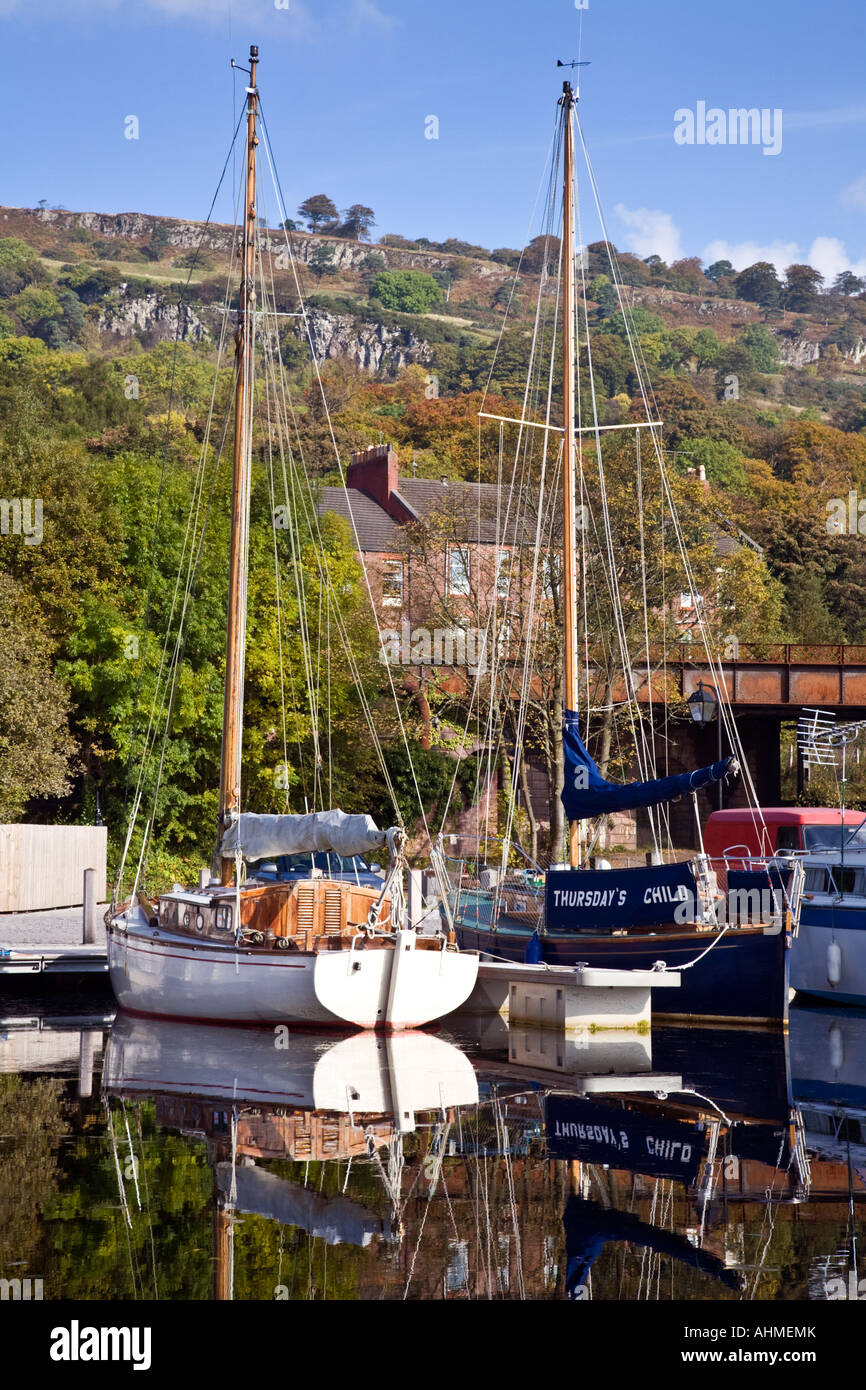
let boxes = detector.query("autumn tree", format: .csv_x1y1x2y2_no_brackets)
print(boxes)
522,235,561,276
297,194,338,232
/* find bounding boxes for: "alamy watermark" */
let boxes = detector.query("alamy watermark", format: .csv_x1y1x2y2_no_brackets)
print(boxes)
0,497,42,545
674,886,785,935
826,490,866,535
1,1276,43,1300
674,103,783,157
380,622,489,675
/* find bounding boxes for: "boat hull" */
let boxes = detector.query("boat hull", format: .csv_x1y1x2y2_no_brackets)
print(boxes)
107,920,478,1030
791,902,866,1006
453,917,792,1026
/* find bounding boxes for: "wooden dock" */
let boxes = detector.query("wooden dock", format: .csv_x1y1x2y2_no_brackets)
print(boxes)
0,902,109,976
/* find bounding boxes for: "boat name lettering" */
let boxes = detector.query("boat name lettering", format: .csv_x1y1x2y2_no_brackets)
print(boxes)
643,884,689,905
554,1121,629,1149
552,888,627,909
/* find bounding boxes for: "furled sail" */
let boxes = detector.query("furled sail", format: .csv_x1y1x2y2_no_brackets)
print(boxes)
561,711,736,822
220,809,386,860
215,1164,386,1246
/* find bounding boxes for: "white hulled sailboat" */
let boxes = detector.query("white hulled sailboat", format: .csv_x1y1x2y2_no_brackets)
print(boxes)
107,47,478,1028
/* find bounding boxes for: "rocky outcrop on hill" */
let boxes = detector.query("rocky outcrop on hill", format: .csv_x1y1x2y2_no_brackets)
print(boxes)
776,335,822,368
298,309,434,374
5,205,507,282
98,290,210,343
94,282,433,373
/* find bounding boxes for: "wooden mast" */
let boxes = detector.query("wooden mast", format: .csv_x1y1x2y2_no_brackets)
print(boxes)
561,82,581,869
219,44,259,885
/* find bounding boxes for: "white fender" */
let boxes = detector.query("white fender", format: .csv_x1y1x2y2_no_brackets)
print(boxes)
827,939,842,987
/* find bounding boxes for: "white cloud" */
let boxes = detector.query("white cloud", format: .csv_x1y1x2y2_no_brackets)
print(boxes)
701,238,799,276
701,235,866,284
614,204,682,262
842,173,866,210
0,0,316,26
806,236,866,283
350,0,397,31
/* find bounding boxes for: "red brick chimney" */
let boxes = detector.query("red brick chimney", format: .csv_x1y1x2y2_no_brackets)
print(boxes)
346,443,416,523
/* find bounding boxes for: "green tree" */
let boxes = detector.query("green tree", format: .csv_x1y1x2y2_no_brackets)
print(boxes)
339,204,376,240
680,437,750,492
783,264,823,314
369,269,443,313
143,222,170,262
734,261,782,307
0,574,76,818
309,243,337,284
693,328,721,370
832,270,865,297
740,322,780,373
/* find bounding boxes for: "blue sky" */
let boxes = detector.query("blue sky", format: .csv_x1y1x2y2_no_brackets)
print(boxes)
3,0,866,281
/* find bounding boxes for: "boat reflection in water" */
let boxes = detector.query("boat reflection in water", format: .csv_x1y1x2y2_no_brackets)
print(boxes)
102,1015,479,1292
95,1006,866,1300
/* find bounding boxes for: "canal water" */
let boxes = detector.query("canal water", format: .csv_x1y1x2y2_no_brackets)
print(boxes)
1,985,864,1302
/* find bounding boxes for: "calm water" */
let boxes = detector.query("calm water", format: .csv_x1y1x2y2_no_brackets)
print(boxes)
1,984,864,1302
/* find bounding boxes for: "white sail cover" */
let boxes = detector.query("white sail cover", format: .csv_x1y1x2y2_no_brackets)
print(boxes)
220,809,386,860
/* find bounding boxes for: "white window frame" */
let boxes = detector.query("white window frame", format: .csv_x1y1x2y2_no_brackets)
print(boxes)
496,548,512,599
447,544,471,597
381,558,404,608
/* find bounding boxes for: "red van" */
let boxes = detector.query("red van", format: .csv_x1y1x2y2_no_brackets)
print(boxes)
704,807,866,862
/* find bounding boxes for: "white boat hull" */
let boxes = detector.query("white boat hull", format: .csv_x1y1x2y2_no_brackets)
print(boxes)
107,915,478,1030
103,1014,480,1116
791,911,866,1006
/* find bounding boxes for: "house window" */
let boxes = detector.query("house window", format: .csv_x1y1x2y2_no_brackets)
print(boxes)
496,549,512,598
542,553,558,599
381,559,404,608
447,545,470,596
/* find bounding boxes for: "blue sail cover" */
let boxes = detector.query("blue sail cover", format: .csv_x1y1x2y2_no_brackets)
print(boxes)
561,709,734,822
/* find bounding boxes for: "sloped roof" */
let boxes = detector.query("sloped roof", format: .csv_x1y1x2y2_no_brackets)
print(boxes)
318,487,401,552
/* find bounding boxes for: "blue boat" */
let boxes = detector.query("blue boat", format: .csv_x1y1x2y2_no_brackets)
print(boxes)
442,79,803,1028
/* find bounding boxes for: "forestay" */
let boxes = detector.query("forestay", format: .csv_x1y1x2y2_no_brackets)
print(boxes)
220,809,386,860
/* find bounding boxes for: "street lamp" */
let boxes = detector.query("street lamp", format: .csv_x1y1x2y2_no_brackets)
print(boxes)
687,680,724,810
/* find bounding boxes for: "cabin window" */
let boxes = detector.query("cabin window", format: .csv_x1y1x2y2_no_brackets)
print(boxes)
828,866,863,896
215,904,233,932
381,559,404,608
804,867,829,893
447,545,470,596
776,827,799,851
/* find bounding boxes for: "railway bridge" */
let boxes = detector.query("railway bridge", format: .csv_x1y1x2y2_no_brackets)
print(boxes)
625,644,866,846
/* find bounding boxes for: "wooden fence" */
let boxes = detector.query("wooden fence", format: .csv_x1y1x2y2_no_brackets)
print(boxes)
0,825,107,911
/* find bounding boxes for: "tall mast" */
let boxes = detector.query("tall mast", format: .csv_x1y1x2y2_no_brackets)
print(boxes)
561,81,580,868
219,43,259,883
